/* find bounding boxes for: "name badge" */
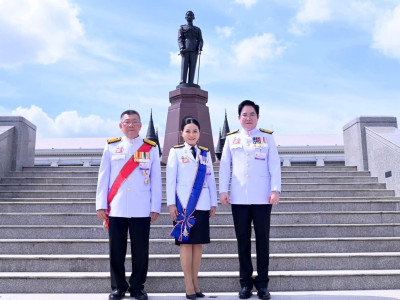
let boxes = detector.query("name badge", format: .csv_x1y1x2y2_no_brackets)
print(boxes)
255,152,266,160
181,156,190,163
115,146,124,153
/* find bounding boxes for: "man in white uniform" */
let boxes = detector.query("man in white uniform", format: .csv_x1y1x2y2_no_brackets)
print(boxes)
96,110,162,300
219,100,281,300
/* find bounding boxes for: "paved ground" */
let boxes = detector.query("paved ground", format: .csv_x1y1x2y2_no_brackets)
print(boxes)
1,291,400,300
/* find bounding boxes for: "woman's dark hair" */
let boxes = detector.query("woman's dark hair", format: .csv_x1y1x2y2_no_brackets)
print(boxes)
181,116,201,131
238,100,259,115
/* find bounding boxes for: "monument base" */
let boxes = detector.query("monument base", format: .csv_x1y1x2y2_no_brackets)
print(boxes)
162,88,215,164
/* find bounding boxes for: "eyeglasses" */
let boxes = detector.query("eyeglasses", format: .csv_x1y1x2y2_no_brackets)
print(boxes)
240,113,257,118
121,121,141,126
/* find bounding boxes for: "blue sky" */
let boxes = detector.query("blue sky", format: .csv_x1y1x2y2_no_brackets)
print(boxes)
1,0,400,140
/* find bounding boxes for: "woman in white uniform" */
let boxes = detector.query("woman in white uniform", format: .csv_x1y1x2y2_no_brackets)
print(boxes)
166,116,217,299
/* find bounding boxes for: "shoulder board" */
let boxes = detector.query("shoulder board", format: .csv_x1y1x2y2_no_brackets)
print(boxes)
173,144,185,148
143,138,156,147
198,146,209,152
226,129,239,136
260,128,274,134
107,137,121,144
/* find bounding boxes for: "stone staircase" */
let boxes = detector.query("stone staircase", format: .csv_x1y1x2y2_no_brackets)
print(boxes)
1,165,400,293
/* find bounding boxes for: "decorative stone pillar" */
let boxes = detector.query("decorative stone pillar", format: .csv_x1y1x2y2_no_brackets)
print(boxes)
0,116,36,172
162,88,215,164
343,116,397,171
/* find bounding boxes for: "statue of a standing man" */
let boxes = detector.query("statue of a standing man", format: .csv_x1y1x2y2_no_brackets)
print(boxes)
178,11,203,88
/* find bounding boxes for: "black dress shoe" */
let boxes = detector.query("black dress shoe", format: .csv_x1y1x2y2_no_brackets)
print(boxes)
130,289,148,300
196,292,205,298
186,293,197,299
257,287,271,299
109,289,125,300
239,286,253,299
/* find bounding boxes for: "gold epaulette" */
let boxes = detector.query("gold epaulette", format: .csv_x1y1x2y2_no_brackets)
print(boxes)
143,138,156,147
173,144,185,148
198,146,209,151
260,128,274,134
226,129,239,136
107,137,121,144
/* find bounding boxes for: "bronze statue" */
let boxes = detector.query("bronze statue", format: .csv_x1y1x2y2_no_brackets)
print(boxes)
177,11,203,88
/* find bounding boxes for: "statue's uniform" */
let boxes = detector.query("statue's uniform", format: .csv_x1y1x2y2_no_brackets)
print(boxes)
219,128,281,289
178,25,203,84
96,135,162,293
166,143,217,244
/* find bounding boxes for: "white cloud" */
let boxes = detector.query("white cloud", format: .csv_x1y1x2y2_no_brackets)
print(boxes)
216,26,234,38
233,33,285,66
289,0,331,35
234,0,258,9
0,0,84,68
372,5,400,60
11,105,120,138
169,51,181,66
296,0,331,23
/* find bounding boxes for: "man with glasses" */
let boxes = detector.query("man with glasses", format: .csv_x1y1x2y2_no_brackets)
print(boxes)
96,110,162,300
219,100,281,299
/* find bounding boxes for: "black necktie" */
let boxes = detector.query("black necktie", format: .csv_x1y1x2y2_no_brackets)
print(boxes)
191,146,196,159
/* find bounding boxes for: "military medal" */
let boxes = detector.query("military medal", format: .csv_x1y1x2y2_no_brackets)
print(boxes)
181,156,189,163
144,177,150,185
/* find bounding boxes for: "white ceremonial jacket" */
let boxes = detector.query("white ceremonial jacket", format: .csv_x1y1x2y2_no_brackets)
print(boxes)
219,128,281,205
166,143,218,211
96,135,162,217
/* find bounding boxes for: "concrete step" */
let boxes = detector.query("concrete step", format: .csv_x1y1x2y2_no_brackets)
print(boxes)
281,171,371,177
0,188,395,199
0,184,97,191
1,199,399,213
281,189,395,197
280,166,357,172
2,211,400,226
2,196,399,203
1,223,400,239
0,176,379,184
2,237,400,254
0,177,98,184
7,171,99,178
22,166,100,172
1,270,399,292
21,166,356,172
283,176,378,183
0,191,96,198
2,252,399,272
281,183,387,191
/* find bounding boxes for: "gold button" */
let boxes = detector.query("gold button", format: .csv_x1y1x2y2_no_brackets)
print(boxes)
247,175,250,178
246,153,249,156
247,164,250,167
127,188,131,191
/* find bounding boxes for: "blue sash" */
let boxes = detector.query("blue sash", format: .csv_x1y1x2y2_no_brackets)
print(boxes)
170,149,207,242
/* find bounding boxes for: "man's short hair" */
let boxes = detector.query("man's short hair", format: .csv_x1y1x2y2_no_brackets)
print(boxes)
120,110,141,121
238,100,259,115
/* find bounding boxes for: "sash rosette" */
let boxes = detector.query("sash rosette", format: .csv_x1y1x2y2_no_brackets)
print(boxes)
171,149,207,242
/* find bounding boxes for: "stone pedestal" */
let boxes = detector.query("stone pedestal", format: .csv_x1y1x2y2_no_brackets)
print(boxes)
0,116,36,174
162,88,215,164
343,116,397,171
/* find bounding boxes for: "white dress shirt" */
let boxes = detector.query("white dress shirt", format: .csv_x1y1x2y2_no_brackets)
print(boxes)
96,135,162,217
166,143,218,211
219,128,281,204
